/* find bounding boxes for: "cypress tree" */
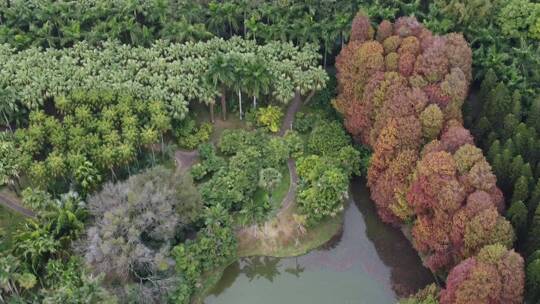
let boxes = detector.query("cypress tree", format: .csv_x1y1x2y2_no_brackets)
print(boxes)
526,255,540,304
510,155,525,186
488,139,501,163
527,203,540,256
512,90,522,120
474,116,491,140
513,176,530,203
500,148,515,191
479,68,498,102
492,153,505,181
503,113,519,140
486,131,498,148
486,82,511,129
463,98,474,128
507,200,528,242
523,163,534,187
526,135,538,165
517,122,529,136
514,131,526,157
530,179,540,213
504,138,515,154
528,97,540,133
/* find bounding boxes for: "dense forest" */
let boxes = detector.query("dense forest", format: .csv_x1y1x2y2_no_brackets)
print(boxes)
0,0,539,303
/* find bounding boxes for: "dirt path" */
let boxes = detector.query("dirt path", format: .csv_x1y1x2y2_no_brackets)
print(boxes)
236,92,306,253
278,91,302,137
276,91,302,214
175,149,199,174
0,192,35,217
278,158,298,215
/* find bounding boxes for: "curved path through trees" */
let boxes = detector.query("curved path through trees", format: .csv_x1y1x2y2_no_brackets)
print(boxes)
0,192,35,217
277,91,302,214
0,91,305,224
0,92,306,223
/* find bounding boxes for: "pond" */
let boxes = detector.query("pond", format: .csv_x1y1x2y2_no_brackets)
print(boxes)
204,177,434,304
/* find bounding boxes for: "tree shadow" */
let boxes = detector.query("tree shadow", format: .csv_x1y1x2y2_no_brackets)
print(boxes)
240,256,282,283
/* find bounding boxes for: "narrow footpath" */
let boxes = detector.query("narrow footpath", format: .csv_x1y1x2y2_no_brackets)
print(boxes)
0,192,35,217
276,91,302,214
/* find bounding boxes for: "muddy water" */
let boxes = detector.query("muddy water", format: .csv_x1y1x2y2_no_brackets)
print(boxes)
205,178,434,304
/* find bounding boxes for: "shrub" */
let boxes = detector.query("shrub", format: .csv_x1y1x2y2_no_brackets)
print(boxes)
172,204,236,304
190,163,207,181
177,122,213,150
219,129,250,155
307,121,350,156
284,130,304,158
264,137,290,168
293,111,321,133
256,105,283,133
296,155,348,225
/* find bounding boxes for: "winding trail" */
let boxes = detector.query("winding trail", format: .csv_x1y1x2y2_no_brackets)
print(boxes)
0,192,35,217
276,91,302,214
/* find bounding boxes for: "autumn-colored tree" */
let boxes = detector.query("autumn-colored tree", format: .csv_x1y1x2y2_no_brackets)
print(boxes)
335,14,523,298
453,144,484,175
440,124,474,154
440,244,524,304
420,104,443,141
350,11,374,43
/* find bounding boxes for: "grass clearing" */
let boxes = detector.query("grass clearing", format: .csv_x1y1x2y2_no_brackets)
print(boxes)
0,204,27,252
237,203,343,257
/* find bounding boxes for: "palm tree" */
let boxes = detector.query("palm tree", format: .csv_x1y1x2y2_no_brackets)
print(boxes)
207,54,235,120
230,55,253,120
204,204,229,234
244,58,272,109
0,88,16,131
44,192,86,243
0,136,21,194
321,20,340,67
0,255,24,298
13,221,60,274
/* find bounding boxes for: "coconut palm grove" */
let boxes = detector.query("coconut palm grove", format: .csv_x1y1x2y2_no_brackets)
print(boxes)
1,1,539,303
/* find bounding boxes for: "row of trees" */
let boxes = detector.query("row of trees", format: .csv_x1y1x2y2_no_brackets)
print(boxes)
439,2,540,294
390,0,540,302
335,14,524,302
2,90,170,195
468,70,540,302
0,37,327,127
0,0,420,65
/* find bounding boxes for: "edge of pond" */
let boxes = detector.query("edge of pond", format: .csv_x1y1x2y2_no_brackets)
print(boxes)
191,205,345,304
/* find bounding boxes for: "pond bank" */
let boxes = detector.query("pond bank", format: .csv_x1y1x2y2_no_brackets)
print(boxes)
198,177,434,304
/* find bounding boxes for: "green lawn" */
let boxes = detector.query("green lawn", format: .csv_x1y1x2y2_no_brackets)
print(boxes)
0,204,27,252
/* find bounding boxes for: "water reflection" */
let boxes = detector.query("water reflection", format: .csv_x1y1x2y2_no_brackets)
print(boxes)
205,178,433,304
351,178,434,296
